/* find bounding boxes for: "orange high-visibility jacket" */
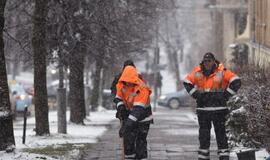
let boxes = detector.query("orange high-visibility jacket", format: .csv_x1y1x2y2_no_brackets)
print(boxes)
115,66,152,122
184,63,241,110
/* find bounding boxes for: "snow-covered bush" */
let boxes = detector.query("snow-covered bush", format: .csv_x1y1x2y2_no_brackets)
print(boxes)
227,65,270,150
227,95,253,148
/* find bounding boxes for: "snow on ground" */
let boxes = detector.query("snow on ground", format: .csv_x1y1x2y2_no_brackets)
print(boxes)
0,151,57,160
255,149,270,160
163,128,198,136
1,107,115,160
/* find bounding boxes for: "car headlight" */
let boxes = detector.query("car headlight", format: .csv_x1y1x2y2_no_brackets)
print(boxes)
20,95,26,100
159,95,167,100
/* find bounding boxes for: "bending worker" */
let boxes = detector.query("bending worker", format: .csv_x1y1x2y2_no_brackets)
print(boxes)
114,65,153,160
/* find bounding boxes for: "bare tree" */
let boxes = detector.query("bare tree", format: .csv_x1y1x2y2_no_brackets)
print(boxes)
32,0,49,135
4,0,34,74
37,0,167,123
0,0,15,151
88,0,164,110
69,42,86,123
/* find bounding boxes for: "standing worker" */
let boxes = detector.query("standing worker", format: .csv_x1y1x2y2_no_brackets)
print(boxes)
183,52,241,160
114,65,153,160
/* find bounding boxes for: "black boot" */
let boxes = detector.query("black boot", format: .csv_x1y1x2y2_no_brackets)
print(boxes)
219,156,229,160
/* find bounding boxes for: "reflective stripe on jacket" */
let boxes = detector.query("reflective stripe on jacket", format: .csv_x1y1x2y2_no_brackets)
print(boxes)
184,63,240,109
115,66,153,122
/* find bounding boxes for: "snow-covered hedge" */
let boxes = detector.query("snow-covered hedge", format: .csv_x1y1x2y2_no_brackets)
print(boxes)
227,65,270,151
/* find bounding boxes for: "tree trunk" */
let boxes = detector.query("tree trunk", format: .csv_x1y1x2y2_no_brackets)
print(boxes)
0,0,15,150
173,50,181,91
32,0,50,135
57,88,66,133
69,42,85,124
57,52,67,133
84,85,90,116
90,57,103,111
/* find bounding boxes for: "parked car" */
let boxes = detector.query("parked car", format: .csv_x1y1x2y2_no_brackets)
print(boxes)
9,82,33,112
47,80,68,99
102,89,115,110
157,89,191,109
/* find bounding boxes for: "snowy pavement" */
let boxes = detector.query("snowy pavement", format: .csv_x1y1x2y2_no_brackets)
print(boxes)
0,107,115,160
0,106,269,160
80,106,269,160
80,106,220,160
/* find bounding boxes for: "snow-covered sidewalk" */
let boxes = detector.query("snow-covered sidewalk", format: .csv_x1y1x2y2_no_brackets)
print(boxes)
0,106,269,160
0,108,115,160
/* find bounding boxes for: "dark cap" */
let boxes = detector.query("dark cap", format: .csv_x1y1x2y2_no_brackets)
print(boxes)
203,52,215,61
123,60,135,68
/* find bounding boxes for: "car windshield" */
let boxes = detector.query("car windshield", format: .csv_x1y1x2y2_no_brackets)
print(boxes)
165,89,186,96
178,89,186,94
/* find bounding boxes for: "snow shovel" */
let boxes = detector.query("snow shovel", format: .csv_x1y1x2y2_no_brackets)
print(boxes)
236,149,256,160
120,120,125,160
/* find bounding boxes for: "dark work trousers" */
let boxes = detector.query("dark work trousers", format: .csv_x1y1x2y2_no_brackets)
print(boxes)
123,121,150,159
197,110,229,160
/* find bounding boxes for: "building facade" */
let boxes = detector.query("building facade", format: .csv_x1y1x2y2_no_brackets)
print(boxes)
248,0,270,69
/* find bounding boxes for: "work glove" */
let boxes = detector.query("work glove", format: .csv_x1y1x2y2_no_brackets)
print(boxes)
119,124,125,138
115,104,128,120
119,118,135,138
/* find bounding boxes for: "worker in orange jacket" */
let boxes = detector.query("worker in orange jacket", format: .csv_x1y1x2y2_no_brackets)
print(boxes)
114,65,153,160
111,60,136,98
183,52,241,160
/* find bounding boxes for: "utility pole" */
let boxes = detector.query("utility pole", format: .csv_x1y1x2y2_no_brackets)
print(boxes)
153,25,160,112
171,1,183,91
85,57,90,116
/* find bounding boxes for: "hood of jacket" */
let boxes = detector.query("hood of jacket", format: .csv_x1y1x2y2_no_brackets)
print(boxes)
119,66,143,85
